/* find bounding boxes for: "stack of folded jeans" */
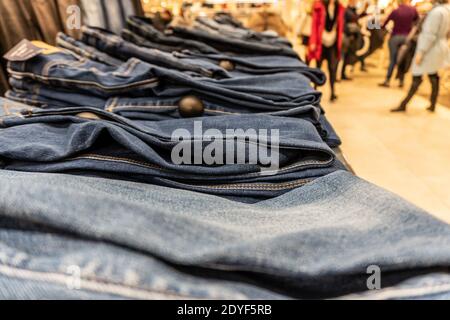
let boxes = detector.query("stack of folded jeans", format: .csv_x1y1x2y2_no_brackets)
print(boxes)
0,98,344,200
5,40,332,143
0,15,449,300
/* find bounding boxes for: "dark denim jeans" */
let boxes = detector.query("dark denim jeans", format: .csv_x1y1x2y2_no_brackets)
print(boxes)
80,26,227,78
127,16,220,54
56,32,123,67
6,47,321,108
6,79,331,147
0,98,343,199
172,51,326,85
0,168,449,299
169,25,299,58
195,16,291,47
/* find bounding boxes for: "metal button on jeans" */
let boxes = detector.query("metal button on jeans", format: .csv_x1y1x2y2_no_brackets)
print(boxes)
178,96,204,118
219,60,235,71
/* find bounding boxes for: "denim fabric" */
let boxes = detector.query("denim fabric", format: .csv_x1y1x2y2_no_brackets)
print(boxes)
0,98,342,199
0,169,448,299
195,16,292,47
173,51,326,85
56,32,123,67
127,16,220,54
7,50,160,98
169,25,299,57
319,113,342,147
121,28,195,53
80,26,227,78
5,80,330,148
214,12,244,28
5,80,323,124
6,48,323,113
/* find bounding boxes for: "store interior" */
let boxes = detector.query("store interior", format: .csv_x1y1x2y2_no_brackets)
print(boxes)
1,0,448,220
0,0,449,300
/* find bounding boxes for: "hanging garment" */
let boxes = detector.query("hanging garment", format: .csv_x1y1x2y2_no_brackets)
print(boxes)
81,0,138,34
29,0,65,45
0,0,42,50
0,68,8,96
0,0,41,95
56,0,83,39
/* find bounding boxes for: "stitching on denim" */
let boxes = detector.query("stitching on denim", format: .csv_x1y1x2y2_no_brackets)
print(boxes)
68,151,329,179
172,179,312,191
114,105,178,111
65,154,315,191
105,98,119,112
122,59,139,77
8,69,159,91
67,154,163,170
205,109,237,115
3,103,11,116
0,263,205,300
57,37,96,61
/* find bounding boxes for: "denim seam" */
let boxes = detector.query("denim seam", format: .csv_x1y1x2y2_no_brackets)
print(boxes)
65,154,316,191
169,179,312,191
3,94,44,108
205,109,237,115
0,263,207,300
105,98,119,112
113,105,178,111
68,154,162,170
66,152,331,179
57,37,97,62
8,69,160,91
118,59,140,78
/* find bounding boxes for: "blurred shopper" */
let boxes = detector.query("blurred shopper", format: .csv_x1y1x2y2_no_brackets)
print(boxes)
298,1,314,62
341,0,369,80
379,0,419,88
308,0,345,101
395,16,424,87
391,0,450,112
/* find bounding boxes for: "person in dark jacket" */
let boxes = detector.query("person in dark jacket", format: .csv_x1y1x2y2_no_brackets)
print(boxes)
341,0,368,80
379,0,419,88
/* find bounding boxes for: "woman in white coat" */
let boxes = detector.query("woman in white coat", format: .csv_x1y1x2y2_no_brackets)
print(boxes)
391,0,450,112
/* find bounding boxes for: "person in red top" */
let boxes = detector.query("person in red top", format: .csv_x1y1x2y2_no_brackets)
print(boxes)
308,0,345,102
379,0,419,87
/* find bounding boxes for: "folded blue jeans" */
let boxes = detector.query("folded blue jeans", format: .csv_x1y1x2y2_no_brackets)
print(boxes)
56,32,124,67
0,169,448,299
169,25,299,58
80,26,228,78
127,16,220,54
6,46,322,110
0,98,343,199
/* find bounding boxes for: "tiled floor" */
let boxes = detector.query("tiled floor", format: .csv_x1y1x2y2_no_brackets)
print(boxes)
319,66,450,223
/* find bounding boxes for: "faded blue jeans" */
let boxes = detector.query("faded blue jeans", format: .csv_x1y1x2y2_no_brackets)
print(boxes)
0,98,343,199
0,169,449,299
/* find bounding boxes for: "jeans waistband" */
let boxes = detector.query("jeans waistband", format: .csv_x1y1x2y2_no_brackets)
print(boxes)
81,26,226,78
56,32,123,67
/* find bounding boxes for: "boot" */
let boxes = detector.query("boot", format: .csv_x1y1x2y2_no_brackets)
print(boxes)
427,74,440,112
378,81,390,88
390,104,407,112
391,76,423,112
